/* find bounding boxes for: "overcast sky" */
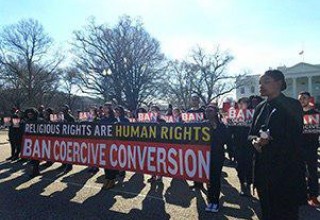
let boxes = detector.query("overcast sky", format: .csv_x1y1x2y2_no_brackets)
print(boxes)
1,0,320,75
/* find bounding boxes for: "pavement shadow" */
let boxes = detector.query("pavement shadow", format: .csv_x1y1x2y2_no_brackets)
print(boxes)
129,181,171,219
164,179,195,208
0,159,30,176
48,168,95,200
116,173,146,199
219,171,261,220
0,165,132,219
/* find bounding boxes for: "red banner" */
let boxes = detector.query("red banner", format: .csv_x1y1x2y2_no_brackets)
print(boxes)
224,108,254,126
303,114,320,133
21,122,211,182
181,113,204,122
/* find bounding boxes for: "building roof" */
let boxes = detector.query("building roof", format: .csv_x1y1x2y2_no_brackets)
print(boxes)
278,62,320,76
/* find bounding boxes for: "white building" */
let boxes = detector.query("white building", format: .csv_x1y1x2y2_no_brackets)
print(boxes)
236,62,320,103
236,74,260,100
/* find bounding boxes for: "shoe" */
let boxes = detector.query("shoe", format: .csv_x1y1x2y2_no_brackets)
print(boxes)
5,156,13,161
244,184,252,197
189,182,204,189
308,196,320,207
11,156,19,161
240,183,251,197
88,167,99,174
118,171,126,178
63,166,72,174
147,176,156,183
19,158,28,163
57,164,67,170
44,161,53,167
240,183,246,196
102,179,116,190
205,203,219,213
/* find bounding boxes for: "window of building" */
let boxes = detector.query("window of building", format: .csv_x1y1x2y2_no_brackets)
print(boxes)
240,87,245,94
250,86,255,93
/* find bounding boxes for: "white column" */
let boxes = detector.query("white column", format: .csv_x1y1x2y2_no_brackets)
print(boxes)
308,76,313,94
292,77,297,98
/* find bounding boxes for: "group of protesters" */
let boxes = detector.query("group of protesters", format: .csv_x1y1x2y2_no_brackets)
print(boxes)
2,69,320,219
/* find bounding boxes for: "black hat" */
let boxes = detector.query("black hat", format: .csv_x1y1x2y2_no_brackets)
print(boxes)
264,70,287,91
63,104,70,110
25,107,39,118
45,108,54,115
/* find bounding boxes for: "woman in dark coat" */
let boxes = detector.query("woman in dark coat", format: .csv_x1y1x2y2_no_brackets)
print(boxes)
205,105,229,213
232,97,254,196
249,70,307,220
101,104,118,189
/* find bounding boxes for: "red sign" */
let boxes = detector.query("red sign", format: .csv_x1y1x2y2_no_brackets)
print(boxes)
303,114,320,134
303,114,320,125
21,122,211,182
138,113,159,122
181,113,204,122
225,108,254,126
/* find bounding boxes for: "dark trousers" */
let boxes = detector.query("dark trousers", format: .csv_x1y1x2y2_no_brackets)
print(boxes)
235,146,253,185
207,152,225,204
257,184,299,220
31,159,40,172
225,144,235,160
104,169,119,180
10,141,20,157
302,147,319,197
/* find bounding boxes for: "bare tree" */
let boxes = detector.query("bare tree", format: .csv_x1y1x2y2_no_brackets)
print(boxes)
164,46,245,107
0,19,63,107
60,67,81,110
187,46,243,105
162,60,193,109
73,16,166,110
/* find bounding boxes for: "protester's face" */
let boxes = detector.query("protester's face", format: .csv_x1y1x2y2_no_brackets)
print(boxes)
259,75,282,97
27,112,34,119
151,107,159,114
173,109,181,117
115,109,120,117
298,94,310,108
238,101,248,110
43,111,50,119
62,107,68,114
90,109,97,117
103,105,112,115
190,96,200,108
205,107,218,122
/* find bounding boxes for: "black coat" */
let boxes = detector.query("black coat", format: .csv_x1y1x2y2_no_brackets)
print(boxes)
249,93,307,205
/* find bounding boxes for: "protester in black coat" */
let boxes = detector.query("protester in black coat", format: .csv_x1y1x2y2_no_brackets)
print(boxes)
298,91,320,206
205,105,229,213
232,97,254,196
187,95,206,189
25,108,42,178
249,70,307,220
101,104,118,190
43,108,55,167
7,114,23,161
61,104,75,173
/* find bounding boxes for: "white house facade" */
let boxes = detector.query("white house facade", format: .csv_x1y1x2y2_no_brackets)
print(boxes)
236,62,320,103
236,74,260,100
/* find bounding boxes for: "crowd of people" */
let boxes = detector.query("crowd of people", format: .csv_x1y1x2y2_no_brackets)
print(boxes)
3,69,320,219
